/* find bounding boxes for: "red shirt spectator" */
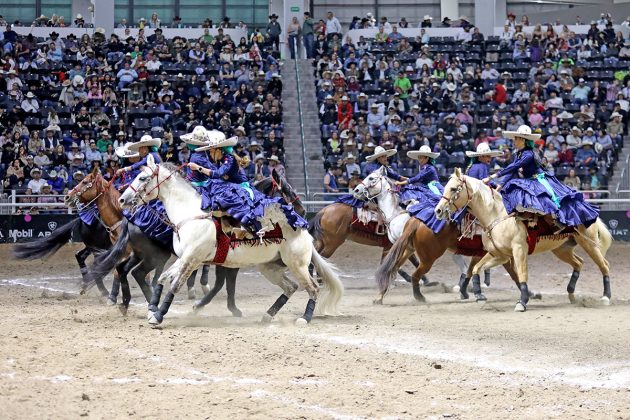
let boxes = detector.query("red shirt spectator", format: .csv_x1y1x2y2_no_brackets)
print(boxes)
337,97,353,129
494,82,507,104
558,145,574,165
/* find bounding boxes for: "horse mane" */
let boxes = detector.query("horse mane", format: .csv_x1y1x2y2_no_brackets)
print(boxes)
159,162,198,195
466,175,507,215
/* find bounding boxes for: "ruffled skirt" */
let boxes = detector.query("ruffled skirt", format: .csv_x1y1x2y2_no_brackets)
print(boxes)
199,179,308,232
407,186,448,234
123,200,174,247
501,173,599,228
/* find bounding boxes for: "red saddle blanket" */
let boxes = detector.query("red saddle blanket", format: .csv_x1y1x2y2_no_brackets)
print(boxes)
350,212,391,247
212,219,284,264
455,217,574,257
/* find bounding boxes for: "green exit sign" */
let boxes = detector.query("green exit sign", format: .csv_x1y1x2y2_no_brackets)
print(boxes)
290,6,300,12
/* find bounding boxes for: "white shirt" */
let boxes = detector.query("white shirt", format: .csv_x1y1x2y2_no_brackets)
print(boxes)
21,99,39,113
325,17,342,34
28,178,47,194
146,59,162,72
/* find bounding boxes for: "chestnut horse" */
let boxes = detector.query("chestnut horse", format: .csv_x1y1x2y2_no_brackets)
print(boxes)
308,203,425,284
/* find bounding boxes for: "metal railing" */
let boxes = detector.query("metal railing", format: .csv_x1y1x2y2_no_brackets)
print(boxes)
292,43,310,198
0,192,74,214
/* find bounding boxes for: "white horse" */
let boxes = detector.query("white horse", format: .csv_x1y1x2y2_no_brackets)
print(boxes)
435,168,613,312
116,157,343,325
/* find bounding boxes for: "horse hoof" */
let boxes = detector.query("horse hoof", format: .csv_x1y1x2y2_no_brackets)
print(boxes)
106,298,116,306
481,283,489,289
118,304,128,316
148,315,161,325
601,296,611,306
514,302,526,312
147,311,155,320
372,298,383,305
460,290,470,300
530,292,542,300
230,308,243,318
261,313,273,323
568,293,576,304
475,295,487,303
452,285,460,293
187,288,196,300
295,317,308,326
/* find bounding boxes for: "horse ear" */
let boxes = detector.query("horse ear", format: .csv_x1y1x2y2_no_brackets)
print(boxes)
146,153,156,169
271,168,280,183
91,166,99,175
455,167,461,177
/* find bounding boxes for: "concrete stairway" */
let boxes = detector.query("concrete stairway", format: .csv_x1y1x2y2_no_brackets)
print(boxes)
281,59,325,197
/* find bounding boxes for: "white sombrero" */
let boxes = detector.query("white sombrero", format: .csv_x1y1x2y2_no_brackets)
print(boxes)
181,125,209,145
502,125,541,141
115,143,140,159
196,130,238,152
407,145,439,160
366,146,396,161
466,142,503,158
127,135,162,151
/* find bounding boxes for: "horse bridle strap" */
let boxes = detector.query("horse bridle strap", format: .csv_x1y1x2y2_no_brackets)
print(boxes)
440,175,472,217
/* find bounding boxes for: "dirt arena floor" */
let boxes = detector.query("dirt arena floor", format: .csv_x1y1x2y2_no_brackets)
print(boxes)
1,241,630,419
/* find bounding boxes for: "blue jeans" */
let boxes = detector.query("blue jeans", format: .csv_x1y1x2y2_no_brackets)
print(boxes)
288,35,298,59
303,33,314,58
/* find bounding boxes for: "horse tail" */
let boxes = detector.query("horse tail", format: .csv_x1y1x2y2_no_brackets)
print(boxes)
13,218,80,260
375,221,415,295
311,245,344,316
596,217,613,256
86,218,129,288
308,210,324,249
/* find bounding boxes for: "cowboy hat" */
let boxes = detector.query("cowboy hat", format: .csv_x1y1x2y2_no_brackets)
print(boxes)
407,145,439,160
446,83,457,92
503,125,541,141
557,111,573,120
196,130,238,151
30,168,42,177
254,153,265,161
466,142,503,158
366,146,396,161
48,170,58,178
115,143,140,159
610,112,622,119
267,155,280,162
423,15,433,20
26,92,35,98
549,126,559,133
181,125,209,145
127,135,161,151
73,171,85,178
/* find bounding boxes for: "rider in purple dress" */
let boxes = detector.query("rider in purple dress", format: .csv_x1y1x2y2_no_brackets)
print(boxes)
115,136,173,247
187,130,307,236
396,145,448,234
338,146,406,208
483,125,599,228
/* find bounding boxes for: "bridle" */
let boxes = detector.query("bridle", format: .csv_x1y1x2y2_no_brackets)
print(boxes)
439,174,473,220
127,163,186,207
67,173,123,234
270,175,300,206
357,172,404,225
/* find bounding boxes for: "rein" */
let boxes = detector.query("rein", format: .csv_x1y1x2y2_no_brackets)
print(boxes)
69,172,125,234
359,174,405,226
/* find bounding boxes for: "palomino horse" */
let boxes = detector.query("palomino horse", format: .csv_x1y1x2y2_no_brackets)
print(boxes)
354,167,570,304
435,168,612,312
94,158,342,325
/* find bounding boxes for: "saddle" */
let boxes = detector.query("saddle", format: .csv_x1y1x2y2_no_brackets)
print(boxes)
353,207,387,236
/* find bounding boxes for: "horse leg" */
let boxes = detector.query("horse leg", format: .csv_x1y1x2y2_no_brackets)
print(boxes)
469,256,488,302
224,267,241,317
452,254,471,299
497,244,529,312
200,265,211,294
470,253,511,303
288,262,320,325
259,261,299,323
410,259,434,303
130,259,154,302
186,269,198,300
502,260,542,300
148,259,182,318
76,247,109,297
408,254,432,286
116,260,132,316
149,259,199,325
108,273,121,306
574,227,611,303
375,247,415,305
551,245,584,304
192,266,226,313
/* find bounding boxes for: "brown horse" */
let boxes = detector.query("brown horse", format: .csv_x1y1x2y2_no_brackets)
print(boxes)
308,202,424,284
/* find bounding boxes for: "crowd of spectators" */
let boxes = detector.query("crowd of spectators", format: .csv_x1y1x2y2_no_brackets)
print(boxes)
0,14,288,213
314,11,630,196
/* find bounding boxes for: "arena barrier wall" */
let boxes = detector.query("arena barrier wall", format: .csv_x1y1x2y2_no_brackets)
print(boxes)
1,211,629,243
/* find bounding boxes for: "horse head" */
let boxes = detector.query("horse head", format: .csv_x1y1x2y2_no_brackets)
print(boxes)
65,167,105,207
435,167,472,220
271,169,306,217
119,154,161,209
352,166,392,202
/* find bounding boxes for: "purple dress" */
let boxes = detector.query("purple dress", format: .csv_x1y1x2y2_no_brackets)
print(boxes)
403,164,447,234
496,149,598,227
199,153,307,232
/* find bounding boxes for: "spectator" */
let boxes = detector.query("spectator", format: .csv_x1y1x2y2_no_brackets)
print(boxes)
267,155,285,178
323,165,340,192
302,12,315,59
575,140,597,167
563,168,581,189
266,14,281,51
27,168,46,193
325,11,343,40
